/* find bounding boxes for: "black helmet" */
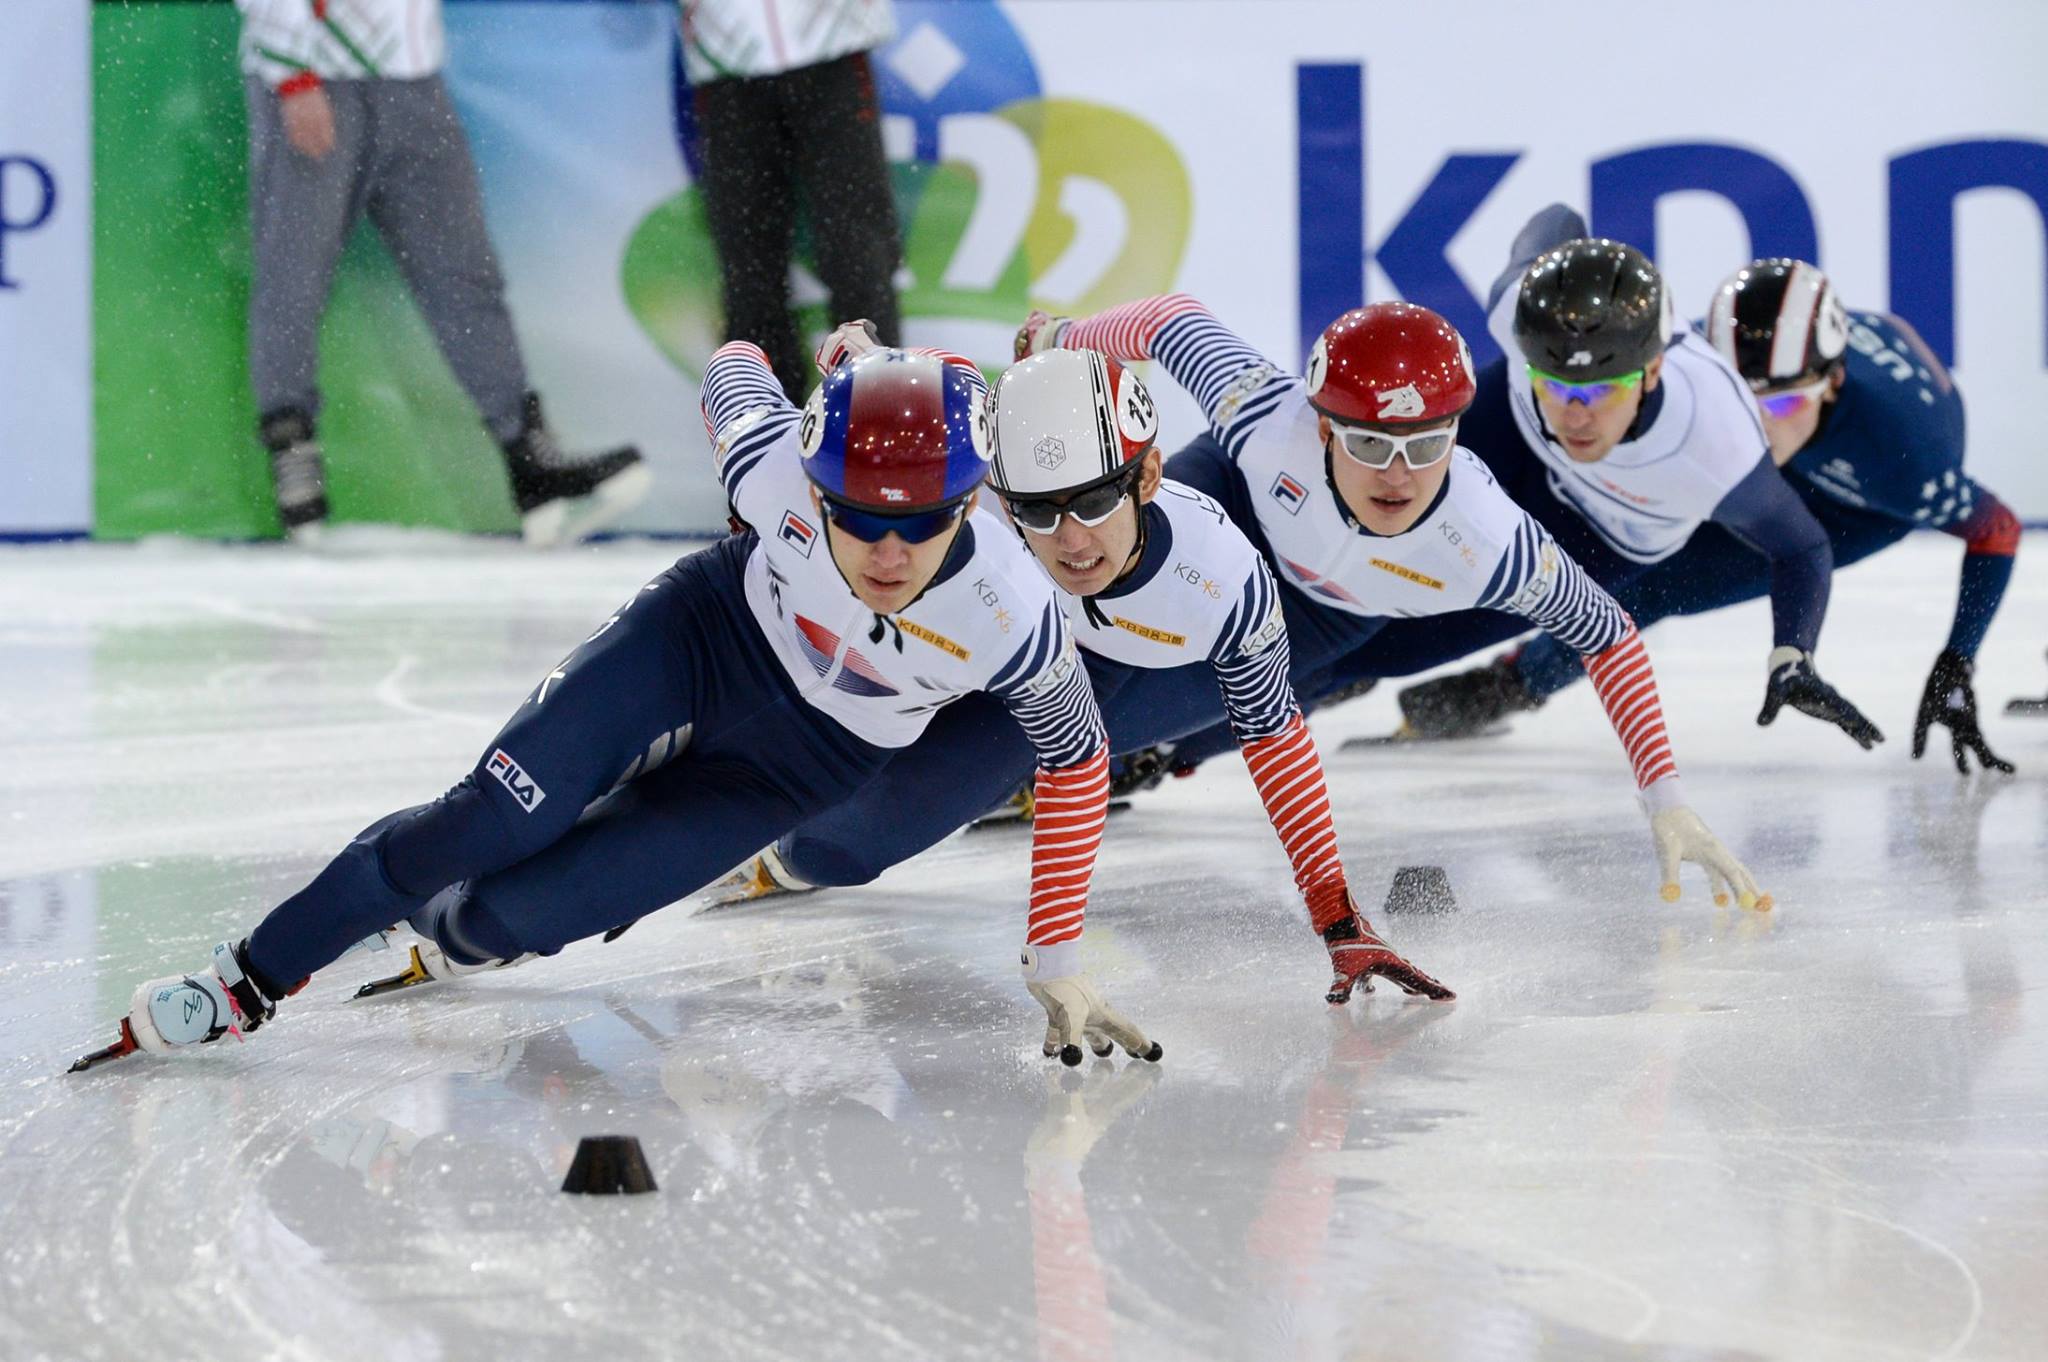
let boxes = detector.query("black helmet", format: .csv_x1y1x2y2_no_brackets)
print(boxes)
1512,238,1669,380
1705,258,1848,389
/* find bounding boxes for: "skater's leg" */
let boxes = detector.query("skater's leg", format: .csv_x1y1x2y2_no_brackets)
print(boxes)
244,539,763,990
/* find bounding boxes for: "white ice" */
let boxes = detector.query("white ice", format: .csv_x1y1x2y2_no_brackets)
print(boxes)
2,533,2045,1362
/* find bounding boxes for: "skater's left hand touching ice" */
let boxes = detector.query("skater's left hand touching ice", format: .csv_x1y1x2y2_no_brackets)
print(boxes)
1021,945,1161,1068
1912,649,2014,775
1650,804,1770,910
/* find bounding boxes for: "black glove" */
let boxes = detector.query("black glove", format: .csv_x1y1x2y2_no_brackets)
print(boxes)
1913,649,2014,774
1757,648,1884,749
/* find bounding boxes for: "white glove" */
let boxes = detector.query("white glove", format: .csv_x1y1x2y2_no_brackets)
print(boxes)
1021,944,1161,1067
813,319,882,376
1651,806,1770,910
1013,310,1072,361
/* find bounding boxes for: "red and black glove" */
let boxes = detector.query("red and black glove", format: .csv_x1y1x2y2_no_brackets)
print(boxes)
1321,908,1455,1005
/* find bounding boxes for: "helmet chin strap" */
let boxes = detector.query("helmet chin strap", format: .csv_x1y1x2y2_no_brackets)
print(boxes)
1079,498,1150,623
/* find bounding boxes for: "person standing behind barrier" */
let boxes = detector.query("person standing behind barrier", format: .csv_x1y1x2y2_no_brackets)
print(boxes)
238,0,649,545
683,0,903,403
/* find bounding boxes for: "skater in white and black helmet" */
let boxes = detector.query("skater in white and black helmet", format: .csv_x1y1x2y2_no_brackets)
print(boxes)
752,341,1454,1006
72,331,1156,1074
1473,258,2021,773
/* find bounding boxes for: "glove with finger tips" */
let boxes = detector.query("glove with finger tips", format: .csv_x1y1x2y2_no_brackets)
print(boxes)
1758,647,1884,749
1021,947,1161,1067
1913,649,2014,775
1322,909,1455,1005
1650,806,1771,911
1013,310,1071,362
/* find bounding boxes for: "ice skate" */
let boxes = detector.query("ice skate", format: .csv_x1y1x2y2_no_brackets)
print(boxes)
501,392,652,547
1394,654,1543,740
703,844,814,909
353,937,537,999
70,940,281,1072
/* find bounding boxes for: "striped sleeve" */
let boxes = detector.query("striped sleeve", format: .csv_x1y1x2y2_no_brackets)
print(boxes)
1209,559,1297,743
1061,295,1295,455
1582,627,1680,793
1475,516,1632,654
1241,717,1351,932
988,602,1111,949
702,341,800,506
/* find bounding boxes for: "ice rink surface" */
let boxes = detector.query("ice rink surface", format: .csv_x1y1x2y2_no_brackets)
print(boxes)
2,532,2044,1362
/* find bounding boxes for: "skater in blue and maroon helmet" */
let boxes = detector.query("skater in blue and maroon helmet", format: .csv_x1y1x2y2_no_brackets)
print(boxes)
74,332,1157,1074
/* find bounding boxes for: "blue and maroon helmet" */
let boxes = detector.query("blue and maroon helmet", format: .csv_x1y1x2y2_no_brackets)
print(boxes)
798,351,993,514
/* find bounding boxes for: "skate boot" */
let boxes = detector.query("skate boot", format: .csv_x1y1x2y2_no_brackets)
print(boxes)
1396,654,1544,740
1108,745,1178,799
706,844,814,908
129,941,281,1056
259,407,328,541
500,392,652,547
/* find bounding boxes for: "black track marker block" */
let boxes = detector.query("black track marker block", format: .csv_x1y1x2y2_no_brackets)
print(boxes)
562,1135,658,1195
1383,865,1458,915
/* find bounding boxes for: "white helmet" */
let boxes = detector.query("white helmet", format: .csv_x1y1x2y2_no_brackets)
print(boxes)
987,349,1159,497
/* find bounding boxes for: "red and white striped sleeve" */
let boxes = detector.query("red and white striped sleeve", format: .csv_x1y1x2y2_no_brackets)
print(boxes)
1241,715,1352,934
1583,625,1682,799
1024,747,1111,948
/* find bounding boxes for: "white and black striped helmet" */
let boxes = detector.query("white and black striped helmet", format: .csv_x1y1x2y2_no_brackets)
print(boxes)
987,349,1159,497
1706,258,1849,390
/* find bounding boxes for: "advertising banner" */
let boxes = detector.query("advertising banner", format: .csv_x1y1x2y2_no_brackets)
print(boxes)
1,0,91,538
86,0,2048,537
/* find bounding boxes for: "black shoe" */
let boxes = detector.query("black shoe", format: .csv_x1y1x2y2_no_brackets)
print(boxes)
500,392,651,546
259,407,328,537
1397,656,1542,740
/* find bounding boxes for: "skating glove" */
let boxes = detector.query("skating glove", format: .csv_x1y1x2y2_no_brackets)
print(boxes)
813,319,882,375
1650,806,1769,910
1913,649,2013,775
1014,311,1072,361
1322,907,1455,1004
1021,945,1161,1067
1757,647,1884,749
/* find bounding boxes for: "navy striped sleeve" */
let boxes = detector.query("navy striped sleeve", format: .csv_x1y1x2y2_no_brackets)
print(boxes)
1476,517,1633,654
1149,313,1299,457
988,601,1106,771
702,342,799,501
1209,559,1298,741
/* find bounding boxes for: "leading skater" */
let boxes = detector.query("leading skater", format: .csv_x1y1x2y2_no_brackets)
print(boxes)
77,341,1157,1072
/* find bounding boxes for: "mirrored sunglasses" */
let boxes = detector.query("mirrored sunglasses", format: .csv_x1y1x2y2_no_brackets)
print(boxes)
1528,366,1644,408
1003,468,1140,535
1754,376,1831,420
1332,420,1458,471
819,497,965,544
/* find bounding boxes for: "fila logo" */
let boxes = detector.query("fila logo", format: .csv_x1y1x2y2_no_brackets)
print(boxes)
1375,383,1425,419
1566,349,1594,367
778,510,817,558
1269,471,1308,515
486,748,547,812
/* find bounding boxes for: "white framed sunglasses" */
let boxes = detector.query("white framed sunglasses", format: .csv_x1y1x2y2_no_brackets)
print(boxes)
1331,418,1459,471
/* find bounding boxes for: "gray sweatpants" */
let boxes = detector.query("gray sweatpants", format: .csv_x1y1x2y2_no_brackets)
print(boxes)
246,74,528,442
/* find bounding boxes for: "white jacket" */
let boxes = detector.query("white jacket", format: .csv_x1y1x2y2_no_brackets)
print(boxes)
238,0,446,88
681,0,895,85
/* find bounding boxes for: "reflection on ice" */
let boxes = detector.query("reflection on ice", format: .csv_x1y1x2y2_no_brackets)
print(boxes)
1,538,2045,1361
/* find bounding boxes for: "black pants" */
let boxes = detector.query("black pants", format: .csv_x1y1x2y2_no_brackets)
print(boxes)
695,53,903,402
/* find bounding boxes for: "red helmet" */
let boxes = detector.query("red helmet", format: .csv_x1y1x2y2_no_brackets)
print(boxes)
1305,302,1476,427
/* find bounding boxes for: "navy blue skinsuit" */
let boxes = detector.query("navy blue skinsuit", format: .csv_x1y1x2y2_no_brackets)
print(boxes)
244,534,897,992
1511,310,2016,698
